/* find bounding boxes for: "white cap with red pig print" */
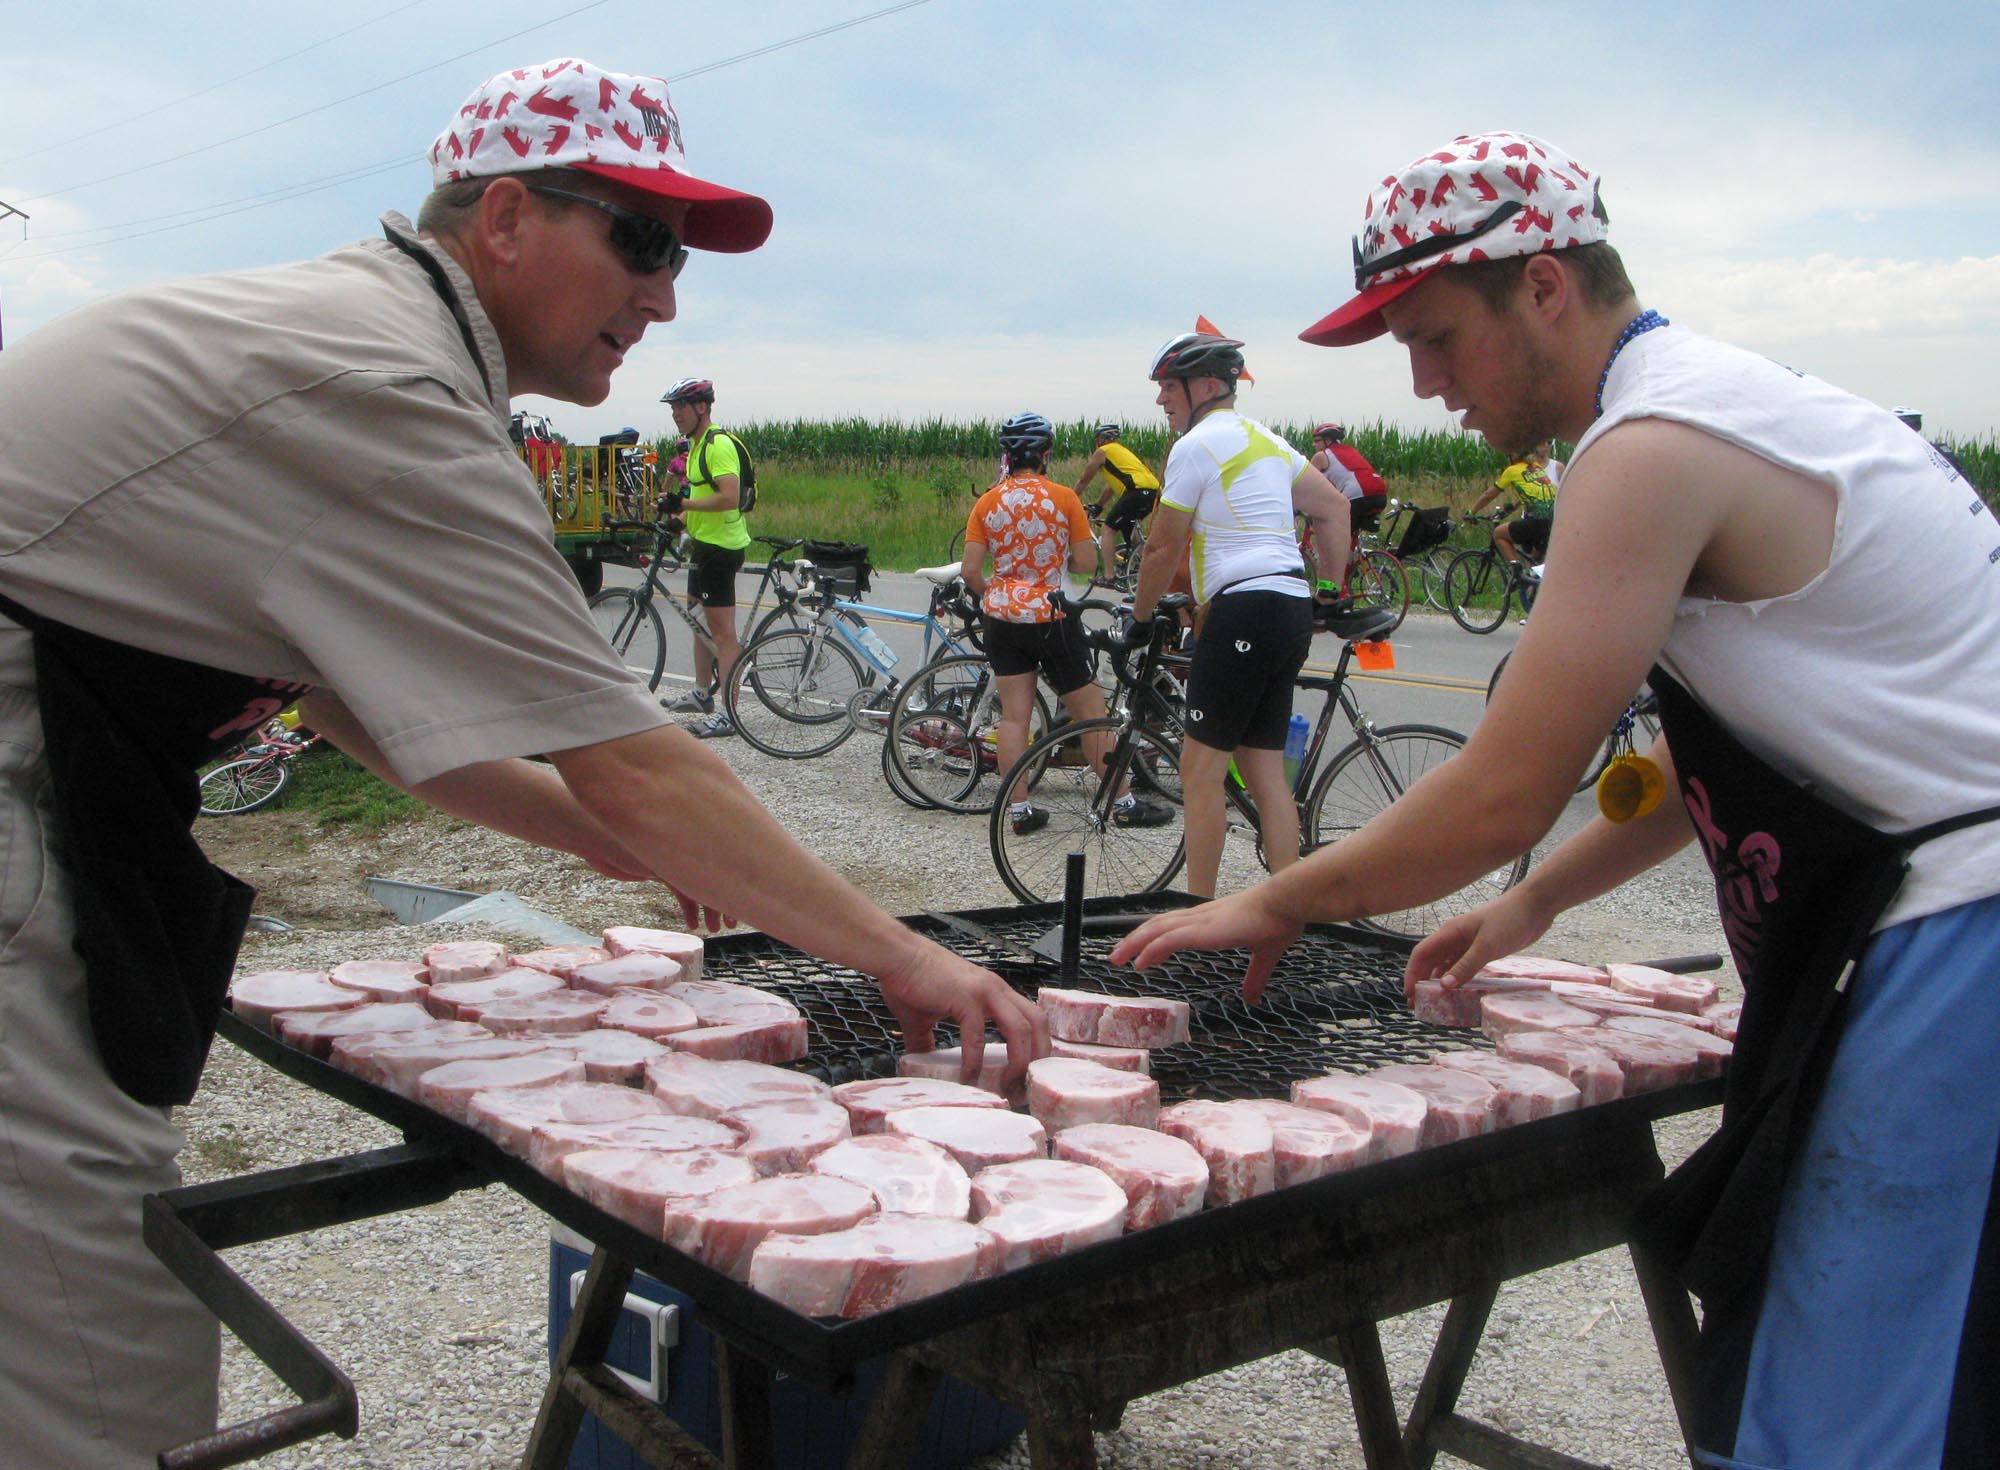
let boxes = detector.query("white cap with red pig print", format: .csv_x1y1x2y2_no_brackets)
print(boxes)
429,58,773,253
1299,131,1608,348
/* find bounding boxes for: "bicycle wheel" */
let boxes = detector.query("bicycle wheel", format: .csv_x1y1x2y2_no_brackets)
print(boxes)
1345,549,1410,633
989,718,1186,904
1408,547,1455,610
1304,724,1528,939
724,628,868,759
588,589,668,690
1110,524,1148,592
882,655,1052,813
1444,549,1509,634
198,757,290,816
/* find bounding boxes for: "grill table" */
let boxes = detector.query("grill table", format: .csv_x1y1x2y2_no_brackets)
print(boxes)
149,897,1716,1470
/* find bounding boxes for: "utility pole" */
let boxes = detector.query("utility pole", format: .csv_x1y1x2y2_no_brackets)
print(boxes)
0,197,27,350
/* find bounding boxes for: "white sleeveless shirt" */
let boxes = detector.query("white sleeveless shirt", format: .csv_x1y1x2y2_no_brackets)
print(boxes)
1572,325,2000,928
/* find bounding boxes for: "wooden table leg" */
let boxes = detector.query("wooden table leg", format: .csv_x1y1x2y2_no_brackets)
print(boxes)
846,1353,940,1470
523,1246,636,1470
1024,1376,1099,1470
1630,1242,1702,1463
1333,1322,1413,1470
1401,1280,1498,1470
716,1337,776,1470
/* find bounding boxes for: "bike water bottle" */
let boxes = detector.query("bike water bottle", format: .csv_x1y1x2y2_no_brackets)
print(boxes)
1284,713,1309,786
852,624,900,673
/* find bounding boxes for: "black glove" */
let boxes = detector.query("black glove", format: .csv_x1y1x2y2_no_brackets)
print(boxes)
1116,611,1157,649
661,490,687,514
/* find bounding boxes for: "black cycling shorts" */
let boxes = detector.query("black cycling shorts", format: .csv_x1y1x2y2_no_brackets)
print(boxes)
1104,487,1158,534
1509,516,1552,556
1184,590,1314,751
687,542,745,608
980,614,1095,696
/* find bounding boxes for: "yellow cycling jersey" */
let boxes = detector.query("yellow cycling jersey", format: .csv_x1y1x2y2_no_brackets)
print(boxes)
1098,440,1160,495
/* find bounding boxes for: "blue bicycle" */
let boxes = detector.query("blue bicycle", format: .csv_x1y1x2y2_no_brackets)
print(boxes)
723,553,984,759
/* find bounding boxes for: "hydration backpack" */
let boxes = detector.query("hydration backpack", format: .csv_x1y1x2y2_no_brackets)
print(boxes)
694,430,758,514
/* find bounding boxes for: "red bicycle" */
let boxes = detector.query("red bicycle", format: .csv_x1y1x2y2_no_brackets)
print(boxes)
197,722,322,816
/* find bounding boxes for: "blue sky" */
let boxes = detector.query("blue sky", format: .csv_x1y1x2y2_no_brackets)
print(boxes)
3,0,1995,444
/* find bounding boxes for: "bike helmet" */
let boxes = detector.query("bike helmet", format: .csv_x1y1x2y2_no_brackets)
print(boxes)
997,411,1056,460
1148,331,1245,384
660,378,715,404
1094,421,1121,443
1892,405,1923,431
1313,421,1346,444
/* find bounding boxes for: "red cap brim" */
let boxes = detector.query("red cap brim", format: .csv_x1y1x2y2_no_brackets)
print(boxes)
1298,272,1429,348
572,161,773,253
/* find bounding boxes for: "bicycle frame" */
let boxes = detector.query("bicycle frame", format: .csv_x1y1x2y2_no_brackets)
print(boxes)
612,521,808,679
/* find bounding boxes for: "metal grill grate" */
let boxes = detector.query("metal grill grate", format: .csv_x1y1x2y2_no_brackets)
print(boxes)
703,897,1468,1100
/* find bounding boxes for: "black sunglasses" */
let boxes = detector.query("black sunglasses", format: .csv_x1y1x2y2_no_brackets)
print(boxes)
523,184,689,278
1351,201,1522,291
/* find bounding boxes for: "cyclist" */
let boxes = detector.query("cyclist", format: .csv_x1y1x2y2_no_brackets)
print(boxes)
959,412,1170,835
1127,331,1351,897
1072,421,1162,582
1466,441,1557,568
659,377,749,736
1310,422,1389,520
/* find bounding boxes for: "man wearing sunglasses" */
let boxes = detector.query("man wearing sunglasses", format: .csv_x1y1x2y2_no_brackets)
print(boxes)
1116,130,2000,1470
0,57,1044,1467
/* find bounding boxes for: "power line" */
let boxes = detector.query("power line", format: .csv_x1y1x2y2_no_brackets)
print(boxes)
0,0,437,171
669,0,941,82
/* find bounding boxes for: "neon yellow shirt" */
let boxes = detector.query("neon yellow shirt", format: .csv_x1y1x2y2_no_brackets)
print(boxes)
684,425,751,550
1494,460,1557,518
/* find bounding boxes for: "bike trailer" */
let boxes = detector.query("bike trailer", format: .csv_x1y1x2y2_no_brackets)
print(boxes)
804,540,872,596
1395,505,1453,558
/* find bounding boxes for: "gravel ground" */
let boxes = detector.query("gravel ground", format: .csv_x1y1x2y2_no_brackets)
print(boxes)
186,721,1734,1470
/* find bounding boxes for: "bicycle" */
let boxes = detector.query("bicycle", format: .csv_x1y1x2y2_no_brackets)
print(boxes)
989,595,1527,934
879,652,1057,813
1376,499,1457,610
197,723,324,816
586,518,821,695
1486,651,1662,794
1086,505,1149,593
1301,512,1410,633
724,558,985,760
1443,507,1542,634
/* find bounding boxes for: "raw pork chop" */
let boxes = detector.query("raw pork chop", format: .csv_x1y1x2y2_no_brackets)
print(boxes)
565,1146,757,1237
372,1036,553,1096
1605,963,1720,1015
1036,988,1190,1049
969,1159,1128,1268
1289,1074,1421,1163
467,1081,666,1155
1368,1064,1498,1146
476,991,608,1035
510,945,611,980
1703,1001,1742,1042
328,1021,489,1080
1496,1030,1625,1106
724,1098,853,1175
1156,1100,1275,1205
1026,1057,1160,1132
1478,991,1601,1041
812,1134,972,1218
664,1018,810,1065
1411,978,1489,1029
416,1054,585,1124
326,960,430,1003
1431,1051,1584,1125
425,969,564,1022
527,1113,742,1179
645,1053,830,1119
1560,1025,1704,1093
545,1028,667,1086
1602,1015,1733,1080
1231,1100,1372,1185
1544,983,1713,1027
1053,1123,1207,1230
603,927,706,980
1048,1038,1151,1073
273,1002,436,1059
885,1107,1048,1173
1476,954,1607,985
748,1213,1000,1318
229,971,368,1033
664,1174,877,1279
570,953,684,995
421,940,510,985
898,1043,1015,1094
598,990,700,1038
666,980,801,1027
831,1077,1010,1134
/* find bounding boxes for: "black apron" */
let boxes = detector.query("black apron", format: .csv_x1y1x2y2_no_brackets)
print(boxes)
0,591,309,1106
1631,665,2000,1456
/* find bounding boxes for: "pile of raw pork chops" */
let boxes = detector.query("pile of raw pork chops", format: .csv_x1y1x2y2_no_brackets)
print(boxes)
228,934,1732,1321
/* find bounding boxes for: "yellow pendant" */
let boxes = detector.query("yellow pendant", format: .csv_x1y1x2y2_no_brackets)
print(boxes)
1597,753,1665,823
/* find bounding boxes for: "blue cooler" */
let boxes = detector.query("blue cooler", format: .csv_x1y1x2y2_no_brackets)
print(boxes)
547,1230,1024,1470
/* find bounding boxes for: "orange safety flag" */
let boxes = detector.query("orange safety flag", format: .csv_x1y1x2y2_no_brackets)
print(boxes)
1195,314,1253,385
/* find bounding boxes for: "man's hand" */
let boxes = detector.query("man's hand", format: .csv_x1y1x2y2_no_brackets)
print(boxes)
1114,610,1156,649
1402,894,1551,1004
873,941,1048,1084
1110,890,1303,1005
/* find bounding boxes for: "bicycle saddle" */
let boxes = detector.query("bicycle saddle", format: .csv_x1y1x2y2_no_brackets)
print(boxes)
913,562,965,583
1322,605,1400,643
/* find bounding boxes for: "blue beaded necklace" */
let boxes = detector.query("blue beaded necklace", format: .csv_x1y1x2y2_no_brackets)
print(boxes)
1593,308,1668,419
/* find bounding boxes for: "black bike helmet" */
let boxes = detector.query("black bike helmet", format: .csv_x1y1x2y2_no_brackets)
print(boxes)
1313,421,1346,444
1148,331,1245,385
660,377,715,404
1094,421,1121,443
998,411,1056,460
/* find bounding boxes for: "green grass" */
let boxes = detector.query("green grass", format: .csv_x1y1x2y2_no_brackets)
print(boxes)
274,747,427,831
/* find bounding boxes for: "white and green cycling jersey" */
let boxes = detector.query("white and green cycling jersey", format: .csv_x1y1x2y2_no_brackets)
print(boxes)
1160,409,1313,602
